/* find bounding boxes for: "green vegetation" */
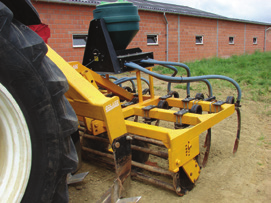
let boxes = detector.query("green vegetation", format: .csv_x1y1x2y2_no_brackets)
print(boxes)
257,162,263,166
174,84,194,90
154,51,271,103
257,134,271,146
153,86,162,91
258,134,265,141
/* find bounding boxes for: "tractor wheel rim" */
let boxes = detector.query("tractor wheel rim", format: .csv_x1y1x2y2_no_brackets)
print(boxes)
0,83,32,202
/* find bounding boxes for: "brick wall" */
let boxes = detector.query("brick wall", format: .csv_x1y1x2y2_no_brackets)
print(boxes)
266,29,271,51
32,1,92,62
128,10,167,61
217,20,245,58
32,1,270,63
245,24,265,53
179,16,217,61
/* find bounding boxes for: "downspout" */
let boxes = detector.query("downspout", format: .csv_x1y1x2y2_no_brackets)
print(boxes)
164,12,168,61
264,27,271,52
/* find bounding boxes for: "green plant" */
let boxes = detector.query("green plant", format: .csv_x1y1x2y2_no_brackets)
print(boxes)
154,51,271,102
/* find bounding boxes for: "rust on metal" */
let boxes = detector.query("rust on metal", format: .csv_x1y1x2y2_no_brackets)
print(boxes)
202,128,211,167
78,126,86,132
233,107,241,154
82,146,114,159
131,144,168,159
82,133,110,143
131,161,174,177
132,134,165,147
112,135,132,199
131,171,176,192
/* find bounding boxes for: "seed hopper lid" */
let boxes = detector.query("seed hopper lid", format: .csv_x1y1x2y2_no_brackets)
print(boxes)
98,0,132,7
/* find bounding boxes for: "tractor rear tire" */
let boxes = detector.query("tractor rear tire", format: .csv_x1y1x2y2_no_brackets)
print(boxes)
0,3,78,203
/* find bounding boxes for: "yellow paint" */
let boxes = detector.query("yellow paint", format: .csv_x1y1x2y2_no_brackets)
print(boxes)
182,159,200,183
136,71,143,103
46,45,127,144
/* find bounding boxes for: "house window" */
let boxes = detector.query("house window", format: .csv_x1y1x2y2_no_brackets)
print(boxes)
195,36,203,44
229,37,234,44
73,34,88,47
147,34,158,45
253,37,257,44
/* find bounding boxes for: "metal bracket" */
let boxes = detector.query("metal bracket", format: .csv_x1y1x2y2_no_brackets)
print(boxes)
142,105,157,124
182,97,194,110
67,172,89,185
159,94,172,100
212,100,225,113
99,134,134,203
192,99,200,106
121,101,135,108
174,109,189,129
209,101,216,113
121,97,139,108
204,96,216,101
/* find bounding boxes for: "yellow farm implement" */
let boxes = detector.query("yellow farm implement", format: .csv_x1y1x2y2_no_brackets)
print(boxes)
47,41,241,198
0,0,241,202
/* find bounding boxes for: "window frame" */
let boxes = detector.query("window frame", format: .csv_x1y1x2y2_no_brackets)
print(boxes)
72,34,88,48
147,34,159,45
195,35,203,45
229,36,235,45
253,37,258,45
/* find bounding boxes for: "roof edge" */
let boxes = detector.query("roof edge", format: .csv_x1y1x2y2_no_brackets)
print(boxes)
33,0,271,26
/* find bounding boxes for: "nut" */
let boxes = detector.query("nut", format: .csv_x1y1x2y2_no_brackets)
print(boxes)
126,136,133,140
176,186,181,193
176,159,181,165
115,142,120,148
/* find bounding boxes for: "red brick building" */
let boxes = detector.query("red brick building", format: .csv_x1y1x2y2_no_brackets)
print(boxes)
31,0,271,63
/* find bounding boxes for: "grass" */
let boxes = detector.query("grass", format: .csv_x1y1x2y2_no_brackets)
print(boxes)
257,162,263,166
257,134,271,146
258,135,265,141
154,51,271,103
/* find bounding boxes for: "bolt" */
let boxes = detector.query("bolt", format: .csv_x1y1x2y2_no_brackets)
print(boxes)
176,186,181,193
115,142,120,148
126,136,133,140
190,172,193,176
94,124,98,128
176,159,180,165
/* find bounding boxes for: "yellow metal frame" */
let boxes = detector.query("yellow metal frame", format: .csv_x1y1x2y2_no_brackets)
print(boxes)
46,46,127,144
46,45,236,182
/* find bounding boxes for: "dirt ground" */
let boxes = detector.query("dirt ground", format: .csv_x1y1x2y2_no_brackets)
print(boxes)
69,76,271,203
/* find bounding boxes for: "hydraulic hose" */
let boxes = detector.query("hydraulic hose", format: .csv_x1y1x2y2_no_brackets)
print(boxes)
141,59,214,98
114,76,150,92
141,59,190,96
125,61,241,105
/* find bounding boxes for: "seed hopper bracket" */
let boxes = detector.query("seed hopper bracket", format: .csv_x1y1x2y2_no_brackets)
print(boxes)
83,19,153,74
